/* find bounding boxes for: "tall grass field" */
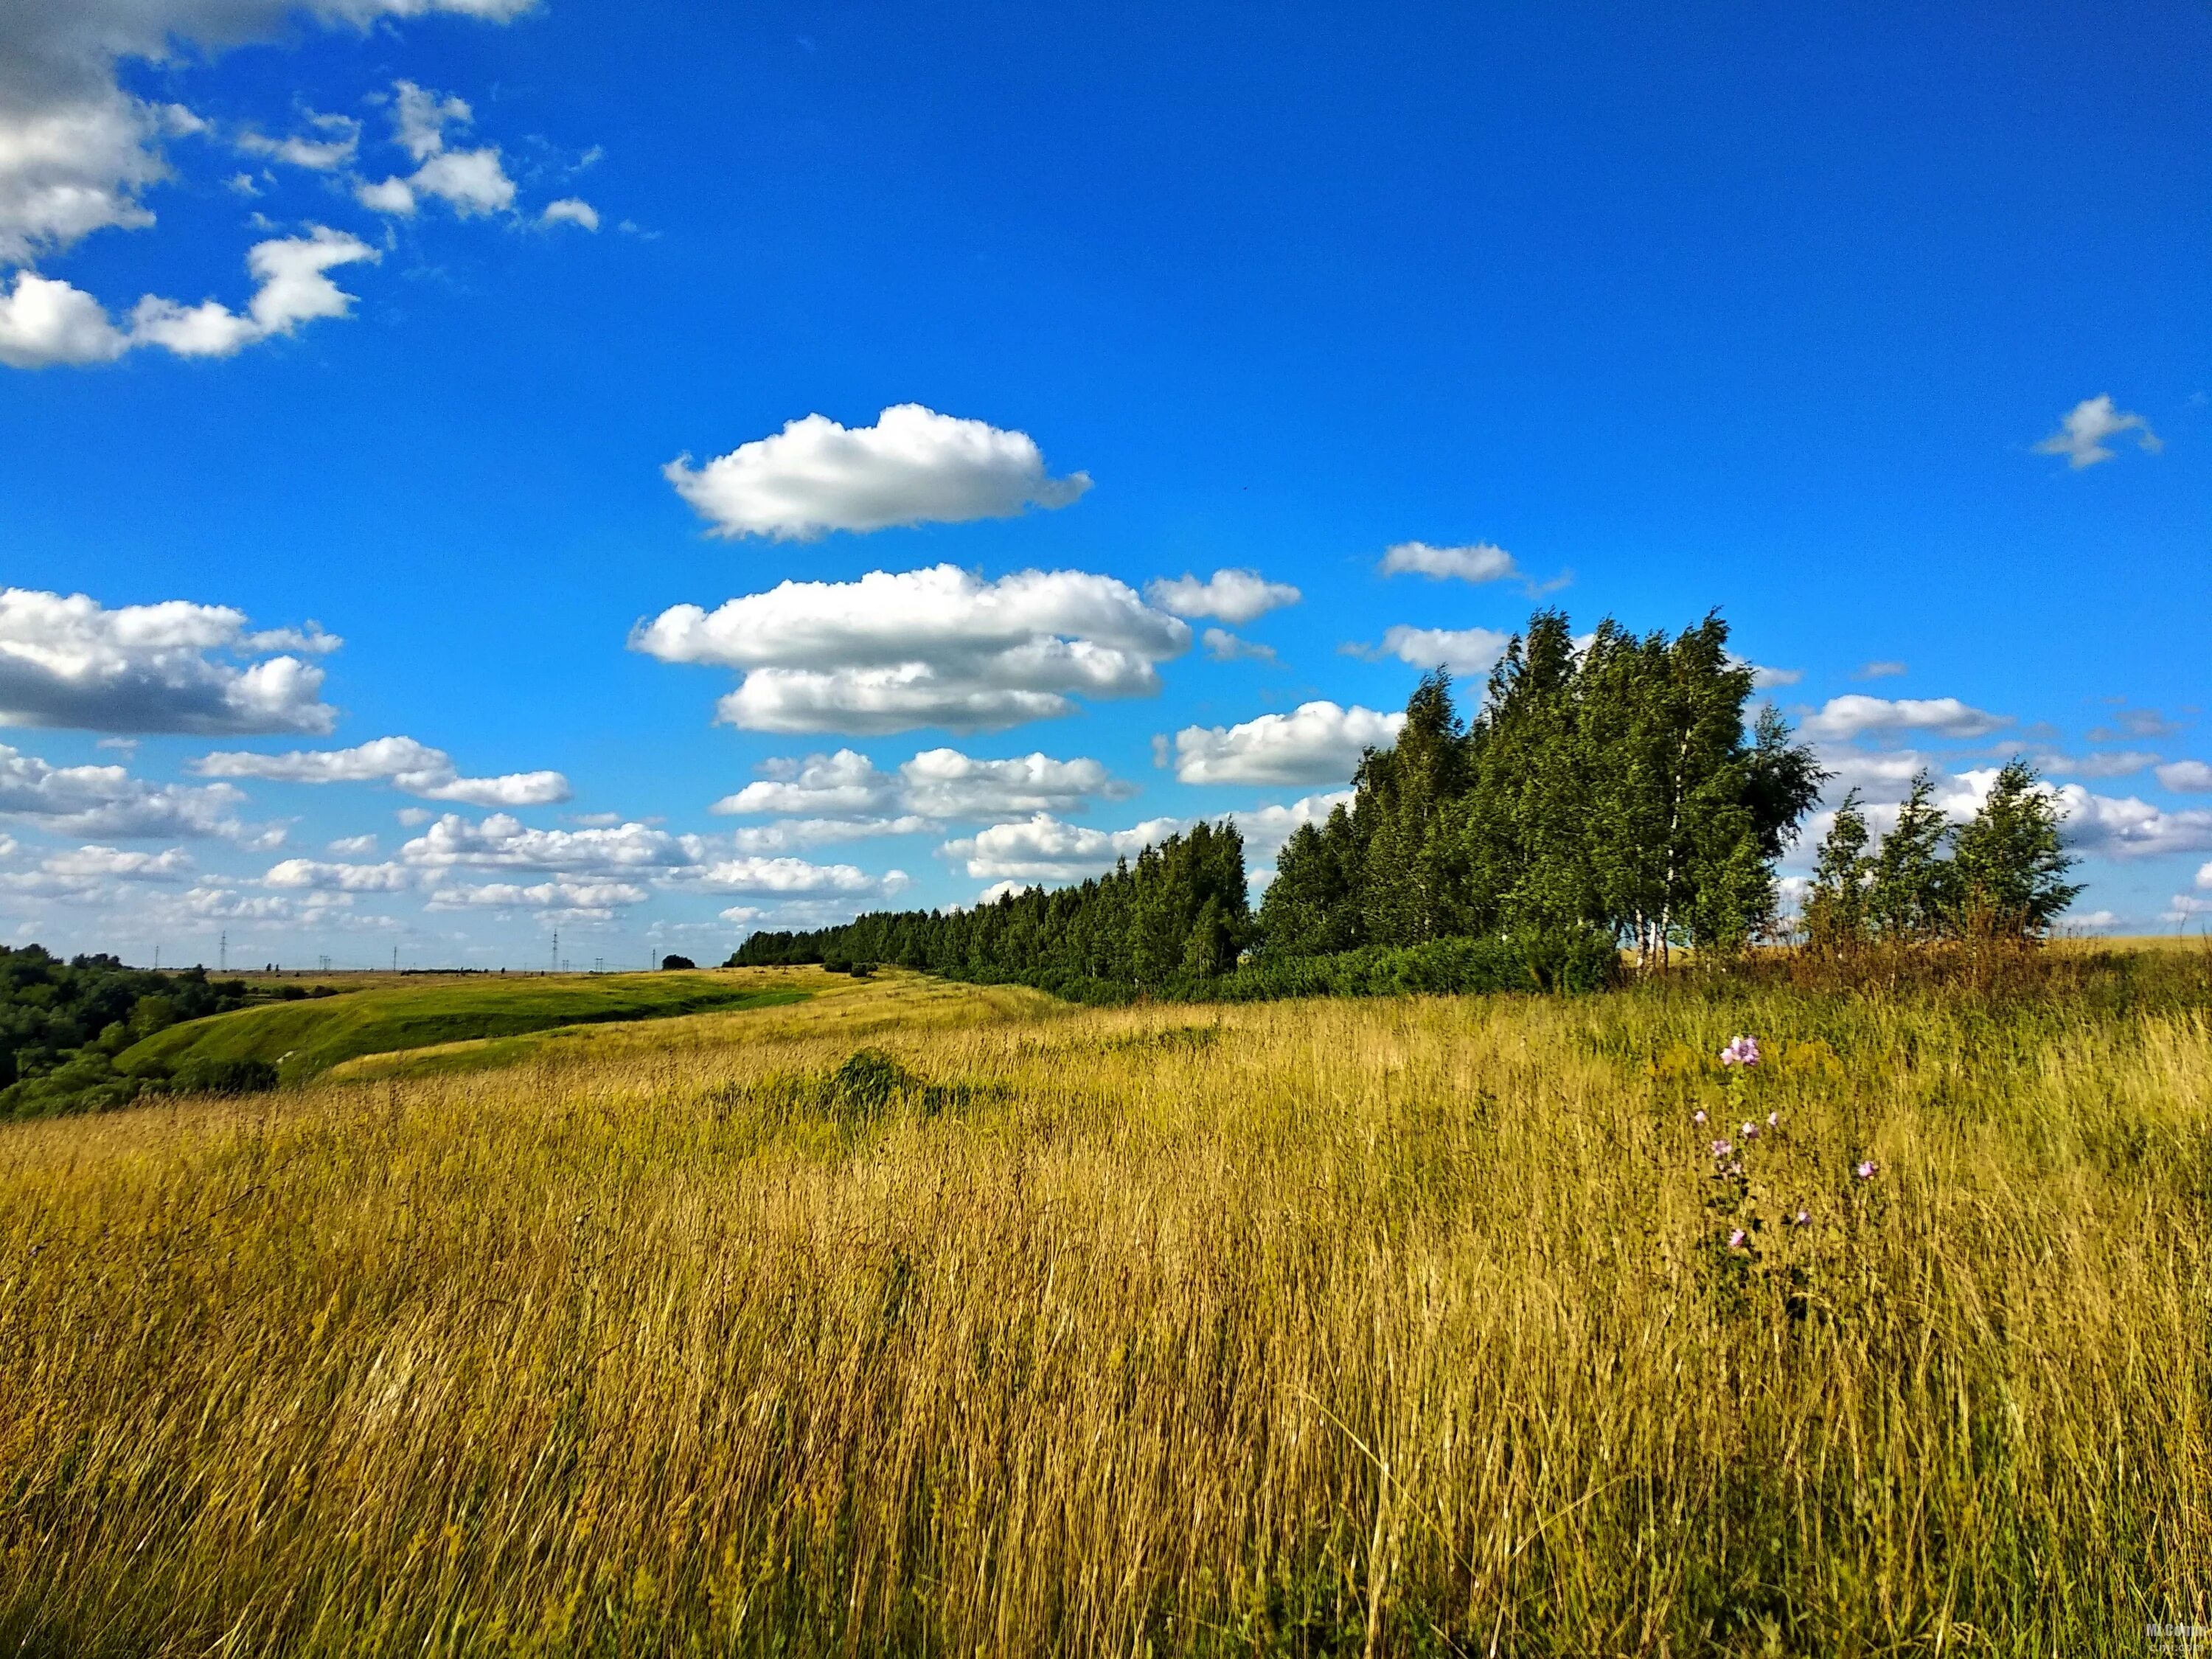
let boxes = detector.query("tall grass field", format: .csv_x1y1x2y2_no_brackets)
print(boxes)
2,961,2208,1654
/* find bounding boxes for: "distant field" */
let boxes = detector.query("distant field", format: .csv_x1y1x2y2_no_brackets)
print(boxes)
4,959,2208,1654
119,969,814,1085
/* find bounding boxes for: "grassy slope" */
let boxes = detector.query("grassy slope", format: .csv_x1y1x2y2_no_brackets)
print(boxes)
5,961,2207,1653
118,969,813,1085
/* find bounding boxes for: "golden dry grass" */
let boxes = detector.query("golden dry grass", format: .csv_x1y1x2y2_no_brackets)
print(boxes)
2,967,2208,1655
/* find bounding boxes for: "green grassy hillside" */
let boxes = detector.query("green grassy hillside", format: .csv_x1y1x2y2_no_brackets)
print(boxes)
119,971,810,1085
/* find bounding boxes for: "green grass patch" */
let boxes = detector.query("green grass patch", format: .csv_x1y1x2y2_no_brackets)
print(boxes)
118,973,810,1085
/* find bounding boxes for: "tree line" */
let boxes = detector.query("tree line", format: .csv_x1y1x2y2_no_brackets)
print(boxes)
734,609,2081,996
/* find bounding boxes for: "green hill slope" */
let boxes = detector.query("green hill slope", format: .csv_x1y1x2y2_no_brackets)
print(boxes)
120,973,810,1086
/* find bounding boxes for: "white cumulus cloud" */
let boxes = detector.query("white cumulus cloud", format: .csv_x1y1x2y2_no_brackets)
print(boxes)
1363,624,1514,678
1377,540,1520,583
0,744,267,840
2156,760,2212,793
633,565,1189,734
0,0,528,327
0,589,338,734
263,857,412,891
1801,695,2009,743
695,856,908,896
2034,394,2161,470
195,735,570,807
944,812,1189,883
1144,568,1301,624
354,80,517,218
399,813,693,875
2,227,377,367
664,405,1091,540
1174,702,1404,788
540,197,597,231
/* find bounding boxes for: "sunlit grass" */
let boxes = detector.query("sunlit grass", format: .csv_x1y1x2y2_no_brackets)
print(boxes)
2,967,2207,1655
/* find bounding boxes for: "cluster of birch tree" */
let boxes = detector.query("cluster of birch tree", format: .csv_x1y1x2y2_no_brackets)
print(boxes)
1259,611,1822,970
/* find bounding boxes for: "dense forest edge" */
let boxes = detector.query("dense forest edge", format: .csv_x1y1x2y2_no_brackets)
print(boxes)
734,610,2084,1001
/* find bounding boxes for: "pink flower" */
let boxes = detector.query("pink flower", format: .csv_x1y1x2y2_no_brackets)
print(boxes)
1855,1160,1879,1182
1767,1111,1780,1128
1740,1120,1759,1139
1727,1228,1748,1251
1792,1210,1811,1227
1711,1139,1733,1159
1692,1109,1708,1125
1719,1035,1761,1069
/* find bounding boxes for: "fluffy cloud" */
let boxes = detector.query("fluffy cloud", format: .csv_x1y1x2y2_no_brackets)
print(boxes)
263,857,412,891
425,879,650,917
2050,786,2212,860
633,565,1189,734
2158,761,2212,793
1377,541,1520,583
355,83,517,218
726,816,932,854
195,735,570,807
944,813,1188,882
664,405,1091,540
2034,394,2161,470
0,0,532,267
0,271,128,366
1362,624,1514,678
695,857,908,896
540,197,598,231
1144,569,1301,624
1,227,378,368
0,744,266,840
711,749,895,817
1801,695,2008,743
0,588,338,734
1749,664,1802,690
710,745,1132,841
1174,702,1402,788
898,748,1133,818
399,813,692,874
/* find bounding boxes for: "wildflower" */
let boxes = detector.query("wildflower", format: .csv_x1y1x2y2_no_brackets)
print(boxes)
1855,1159,1879,1181
1719,1034,1761,1069
1727,1228,1748,1251
1740,1120,1759,1140
1767,1110,1780,1128
1792,1209,1811,1227
1692,1109,1708,1125
1710,1139,1733,1159
1727,1161,1744,1178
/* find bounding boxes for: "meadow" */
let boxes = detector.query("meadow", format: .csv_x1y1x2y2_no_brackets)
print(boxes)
1,959,2208,1655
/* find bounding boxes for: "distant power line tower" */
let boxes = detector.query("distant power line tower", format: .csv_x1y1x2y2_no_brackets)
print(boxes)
550,928,560,975
218,929,227,973
392,946,399,974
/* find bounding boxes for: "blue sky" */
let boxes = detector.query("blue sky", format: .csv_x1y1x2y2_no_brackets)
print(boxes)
1,0,2208,967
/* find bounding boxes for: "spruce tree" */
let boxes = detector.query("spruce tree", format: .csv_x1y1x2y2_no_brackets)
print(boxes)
1947,759,2081,937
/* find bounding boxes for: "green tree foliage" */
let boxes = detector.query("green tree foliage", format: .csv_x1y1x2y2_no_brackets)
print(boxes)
732,821,1255,997
1806,761,2079,949
1267,610,1823,972
1865,771,1952,940
1803,789,1874,952
1947,760,2082,935
737,609,1830,995
0,947,264,1119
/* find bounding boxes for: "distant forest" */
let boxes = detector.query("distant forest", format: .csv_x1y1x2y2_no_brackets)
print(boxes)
737,610,2081,1001
734,611,1817,995
0,949,328,1119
